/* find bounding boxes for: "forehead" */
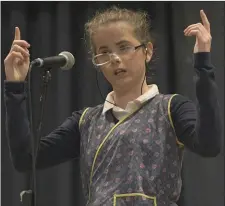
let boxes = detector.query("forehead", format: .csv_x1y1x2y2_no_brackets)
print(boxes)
92,21,140,49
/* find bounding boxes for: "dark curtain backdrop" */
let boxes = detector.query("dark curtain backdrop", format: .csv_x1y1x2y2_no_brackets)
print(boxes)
1,2,224,206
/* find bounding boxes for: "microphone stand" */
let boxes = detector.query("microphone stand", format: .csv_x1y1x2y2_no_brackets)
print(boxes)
20,67,52,206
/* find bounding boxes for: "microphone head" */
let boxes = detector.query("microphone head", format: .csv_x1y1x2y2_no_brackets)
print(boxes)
59,51,75,70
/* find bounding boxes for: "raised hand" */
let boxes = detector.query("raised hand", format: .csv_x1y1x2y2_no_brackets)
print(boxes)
4,27,30,81
184,10,212,53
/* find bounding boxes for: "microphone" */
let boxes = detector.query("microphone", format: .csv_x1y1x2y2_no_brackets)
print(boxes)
31,51,75,70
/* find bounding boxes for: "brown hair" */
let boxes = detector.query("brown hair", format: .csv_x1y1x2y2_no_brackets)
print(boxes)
84,6,152,55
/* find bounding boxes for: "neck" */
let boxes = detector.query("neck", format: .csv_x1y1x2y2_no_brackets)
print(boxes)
113,80,149,109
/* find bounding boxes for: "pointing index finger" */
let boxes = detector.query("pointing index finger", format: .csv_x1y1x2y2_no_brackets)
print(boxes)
200,10,210,32
14,27,21,40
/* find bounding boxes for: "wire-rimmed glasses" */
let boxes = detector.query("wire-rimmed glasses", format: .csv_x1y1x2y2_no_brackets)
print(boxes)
92,44,145,67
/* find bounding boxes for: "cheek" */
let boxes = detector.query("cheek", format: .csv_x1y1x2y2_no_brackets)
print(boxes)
128,55,146,74
100,67,113,82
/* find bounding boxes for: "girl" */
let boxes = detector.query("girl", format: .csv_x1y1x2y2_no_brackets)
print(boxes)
4,6,221,206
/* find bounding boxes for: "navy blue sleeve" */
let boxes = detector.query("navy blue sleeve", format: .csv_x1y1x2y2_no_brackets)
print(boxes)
4,81,83,172
171,52,221,157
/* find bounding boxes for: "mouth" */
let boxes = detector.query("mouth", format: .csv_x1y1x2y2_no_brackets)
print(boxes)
114,69,127,76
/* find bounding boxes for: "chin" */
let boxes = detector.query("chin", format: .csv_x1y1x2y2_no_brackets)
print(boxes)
113,77,134,90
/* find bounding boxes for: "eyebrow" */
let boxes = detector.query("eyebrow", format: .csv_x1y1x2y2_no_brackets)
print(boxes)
98,40,132,51
115,40,131,45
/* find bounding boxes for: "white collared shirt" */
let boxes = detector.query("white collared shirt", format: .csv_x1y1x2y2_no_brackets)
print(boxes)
102,84,159,120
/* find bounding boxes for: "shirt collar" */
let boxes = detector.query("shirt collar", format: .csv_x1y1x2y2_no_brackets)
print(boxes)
102,84,159,114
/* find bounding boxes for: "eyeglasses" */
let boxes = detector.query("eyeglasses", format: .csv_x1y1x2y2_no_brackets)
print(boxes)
92,44,145,67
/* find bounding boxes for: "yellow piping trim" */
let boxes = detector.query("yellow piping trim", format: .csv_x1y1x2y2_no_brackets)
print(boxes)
88,111,136,202
113,193,157,206
168,94,184,148
113,194,116,206
79,107,89,129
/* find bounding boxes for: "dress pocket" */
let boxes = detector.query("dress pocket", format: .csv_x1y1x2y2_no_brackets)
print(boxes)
113,193,157,206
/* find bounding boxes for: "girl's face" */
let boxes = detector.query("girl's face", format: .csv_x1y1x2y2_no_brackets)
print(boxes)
92,21,153,91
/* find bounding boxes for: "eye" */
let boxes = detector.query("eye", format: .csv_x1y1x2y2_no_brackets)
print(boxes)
120,45,131,51
101,50,110,54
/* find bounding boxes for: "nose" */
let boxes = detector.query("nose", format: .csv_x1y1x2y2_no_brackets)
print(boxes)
111,53,121,64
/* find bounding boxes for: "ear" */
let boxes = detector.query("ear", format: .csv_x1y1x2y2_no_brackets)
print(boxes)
145,42,153,63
